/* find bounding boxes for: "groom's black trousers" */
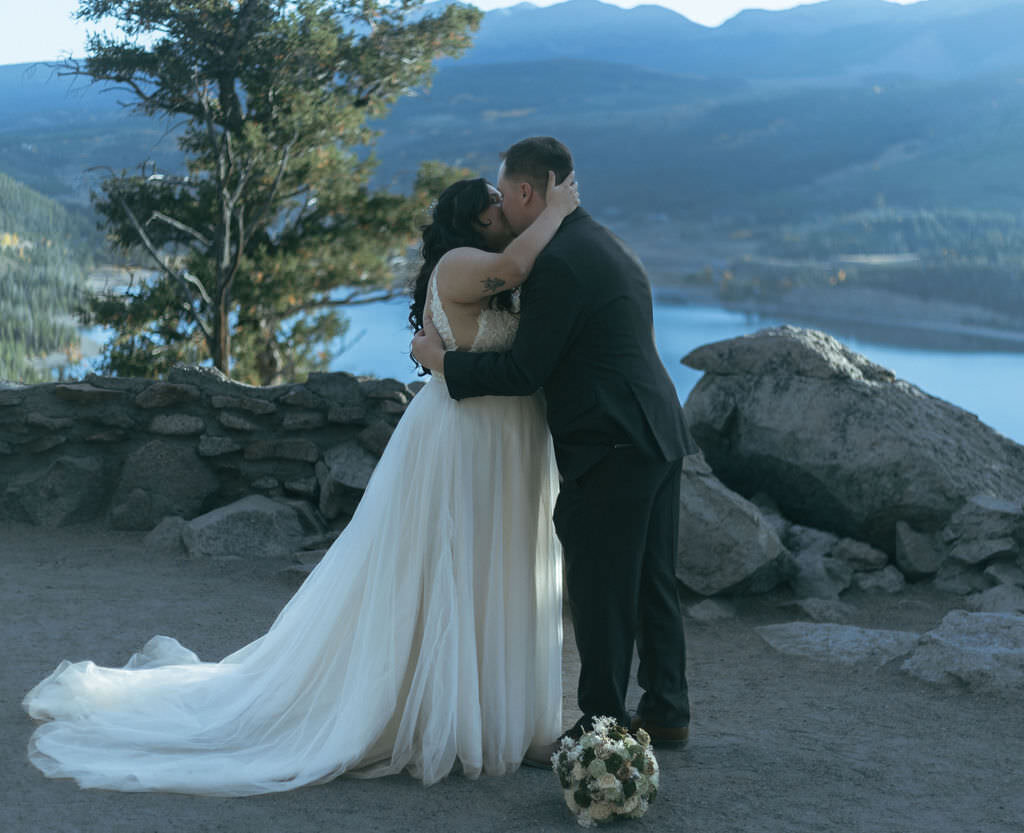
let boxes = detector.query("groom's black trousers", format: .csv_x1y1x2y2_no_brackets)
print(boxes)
553,445,690,730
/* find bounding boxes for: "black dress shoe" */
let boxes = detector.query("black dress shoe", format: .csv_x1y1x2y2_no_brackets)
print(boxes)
630,717,689,747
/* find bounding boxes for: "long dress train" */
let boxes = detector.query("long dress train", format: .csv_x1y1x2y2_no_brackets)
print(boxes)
22,281,563,795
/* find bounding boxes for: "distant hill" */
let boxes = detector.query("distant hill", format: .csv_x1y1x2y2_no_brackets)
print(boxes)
461,0,1024,80
2,0,1024,222
0,172,94,381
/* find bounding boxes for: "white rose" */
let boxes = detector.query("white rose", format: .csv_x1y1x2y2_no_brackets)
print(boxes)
572,762,586,781
589,802,613,822
587,759,607,779
622,795,639,814
597,773,618,791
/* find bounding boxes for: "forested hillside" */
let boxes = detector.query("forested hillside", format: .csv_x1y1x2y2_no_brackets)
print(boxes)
0,172,100,381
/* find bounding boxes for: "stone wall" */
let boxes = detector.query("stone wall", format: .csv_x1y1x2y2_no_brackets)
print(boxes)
0,365,420,531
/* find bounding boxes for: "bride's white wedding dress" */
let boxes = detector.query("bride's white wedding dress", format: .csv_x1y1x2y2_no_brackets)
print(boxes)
22,279,563,795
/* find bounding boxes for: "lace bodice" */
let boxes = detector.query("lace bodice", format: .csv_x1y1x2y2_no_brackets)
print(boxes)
429,274,520,356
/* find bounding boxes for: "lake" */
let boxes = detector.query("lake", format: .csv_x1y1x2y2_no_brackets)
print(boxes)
329,295,1024,445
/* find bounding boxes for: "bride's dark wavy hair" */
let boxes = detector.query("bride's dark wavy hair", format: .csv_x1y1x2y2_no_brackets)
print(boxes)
409,179,517,364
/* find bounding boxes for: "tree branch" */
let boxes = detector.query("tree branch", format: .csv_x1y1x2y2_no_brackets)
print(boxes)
280,287,401,318
147,211,212,249
90,167,214,342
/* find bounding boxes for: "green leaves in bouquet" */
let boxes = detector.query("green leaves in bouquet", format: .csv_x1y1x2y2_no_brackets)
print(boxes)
68,0,481,384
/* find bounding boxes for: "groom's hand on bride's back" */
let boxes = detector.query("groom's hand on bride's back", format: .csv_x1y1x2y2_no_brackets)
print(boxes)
412,319,446,373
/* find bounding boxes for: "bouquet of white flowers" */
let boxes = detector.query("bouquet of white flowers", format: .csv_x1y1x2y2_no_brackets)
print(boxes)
551,716,659,827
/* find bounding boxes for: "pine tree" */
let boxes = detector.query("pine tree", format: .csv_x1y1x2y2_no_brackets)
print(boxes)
68,0,481,384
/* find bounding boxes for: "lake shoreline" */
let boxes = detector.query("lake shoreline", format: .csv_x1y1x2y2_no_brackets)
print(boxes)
652,283,1024,353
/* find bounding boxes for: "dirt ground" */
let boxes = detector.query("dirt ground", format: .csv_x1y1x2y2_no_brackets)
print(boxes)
2,520,1021,833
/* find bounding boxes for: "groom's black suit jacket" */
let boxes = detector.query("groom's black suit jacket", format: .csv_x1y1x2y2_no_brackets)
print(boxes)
443,208,698,480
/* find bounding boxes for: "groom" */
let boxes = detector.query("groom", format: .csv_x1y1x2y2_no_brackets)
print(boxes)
412,136,695,754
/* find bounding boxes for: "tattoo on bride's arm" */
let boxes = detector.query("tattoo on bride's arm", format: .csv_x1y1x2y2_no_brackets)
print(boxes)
482,277,505,294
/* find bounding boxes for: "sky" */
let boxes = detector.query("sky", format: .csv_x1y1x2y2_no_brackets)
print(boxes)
2,0,926,65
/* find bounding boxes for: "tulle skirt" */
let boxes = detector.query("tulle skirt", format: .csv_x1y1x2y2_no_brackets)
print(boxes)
23,377,563,795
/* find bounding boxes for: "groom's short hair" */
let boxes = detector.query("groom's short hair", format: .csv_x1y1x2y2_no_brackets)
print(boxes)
501,136,574,194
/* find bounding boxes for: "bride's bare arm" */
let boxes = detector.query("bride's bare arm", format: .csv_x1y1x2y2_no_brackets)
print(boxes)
437,171,578,303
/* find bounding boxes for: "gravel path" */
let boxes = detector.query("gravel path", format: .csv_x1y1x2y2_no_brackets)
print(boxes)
2,521,1021,833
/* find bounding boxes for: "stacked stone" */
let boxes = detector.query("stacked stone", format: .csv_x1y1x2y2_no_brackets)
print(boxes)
0,365,420,531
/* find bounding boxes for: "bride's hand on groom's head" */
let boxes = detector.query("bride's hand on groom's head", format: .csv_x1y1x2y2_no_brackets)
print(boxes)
545,169,579,218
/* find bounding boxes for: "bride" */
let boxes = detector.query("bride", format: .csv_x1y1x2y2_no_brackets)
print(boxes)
22,171,580,795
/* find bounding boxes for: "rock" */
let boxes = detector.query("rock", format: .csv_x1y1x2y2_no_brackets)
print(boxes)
27,435,67,453
781,598,858,624
26,412,74,431
143,516,187,556
944,494,1024,547
209,394,277,415
686,599,736,623
682,326,1024,556
283,477,318,499
277,563,316,588
788,550,854,599
932,561,993,596
892,521,944,579
361,378,410,403
750,492,789,541
182,496,304,559
756,622,919,666
316,440,379,520
134,382,200,408
218,411,260,432
277,387,322,409
358,420,395,457
378,400,407,416
86,429,126,443
851,565,906,594
110,440,218,530
305,372,363,406
54,382,124,403
243,439,320,463
148,414,206,435
902,610,1024,694
966,585,1024,614
197,435,241,457
327,404,368,425
832,537,889,571
2,455,106,526
948,537,1017,567
985,560,1024,587
251,476,280,491
282,411,326,431
272,498,327,535
785,524,838,560
674,454,789,596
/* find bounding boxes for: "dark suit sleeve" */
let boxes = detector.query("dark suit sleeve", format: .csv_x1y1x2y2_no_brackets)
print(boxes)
443,253,580,400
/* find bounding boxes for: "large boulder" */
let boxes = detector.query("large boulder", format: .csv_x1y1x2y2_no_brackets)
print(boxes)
682,326,1024,560
675,454,789,596
2,455,107,526
182,495,304,559
110,440,219,530
902,610,1024,694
